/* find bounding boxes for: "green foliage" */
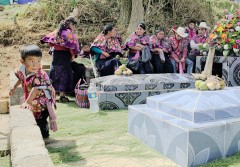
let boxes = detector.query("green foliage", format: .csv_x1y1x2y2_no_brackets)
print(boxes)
143,0,215,34
22,0,120,44
24,0,119,26
20,0,235,44
200,152,240,167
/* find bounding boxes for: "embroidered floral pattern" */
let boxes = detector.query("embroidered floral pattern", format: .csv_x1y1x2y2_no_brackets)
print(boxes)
149,35,171,52
124,32,150,49
16,66,56,119
168,36,188,55
41,29,80,55
91,33,122,53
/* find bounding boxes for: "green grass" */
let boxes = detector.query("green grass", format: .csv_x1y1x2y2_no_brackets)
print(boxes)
0,156,10,167
47,102,240,166
200,152,240,167
47,102,169,166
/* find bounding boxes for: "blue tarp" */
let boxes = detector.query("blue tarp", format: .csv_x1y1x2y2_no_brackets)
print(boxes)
18,0,34,4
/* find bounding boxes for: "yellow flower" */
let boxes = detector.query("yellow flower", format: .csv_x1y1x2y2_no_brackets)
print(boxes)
217,26,224,33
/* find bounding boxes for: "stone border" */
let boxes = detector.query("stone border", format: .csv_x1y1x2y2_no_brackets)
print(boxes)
10,106,54,167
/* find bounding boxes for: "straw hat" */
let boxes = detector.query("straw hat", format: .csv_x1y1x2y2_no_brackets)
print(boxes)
198,22,210,30
173,27,188,38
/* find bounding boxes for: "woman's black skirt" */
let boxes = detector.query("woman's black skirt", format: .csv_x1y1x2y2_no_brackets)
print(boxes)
96,56,122,76
151,53,174,73
50,50,73,93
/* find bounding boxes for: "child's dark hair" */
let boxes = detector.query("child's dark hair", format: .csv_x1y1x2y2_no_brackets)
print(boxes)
21,45,42,60
102,24,114,35
57,17,77,39
155,27,165,34
188,19,196,25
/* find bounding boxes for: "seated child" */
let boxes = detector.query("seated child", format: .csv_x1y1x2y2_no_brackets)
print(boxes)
9,45,57,143
80,44,91,58
185,19,196,40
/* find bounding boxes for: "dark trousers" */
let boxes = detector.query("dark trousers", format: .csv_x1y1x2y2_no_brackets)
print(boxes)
151,53,174,73
71,61,86,95
188,55,196,73
36,109,49,139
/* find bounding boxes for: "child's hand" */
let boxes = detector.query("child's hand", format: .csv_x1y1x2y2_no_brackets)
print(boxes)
9,88,16,96
20,102,32,110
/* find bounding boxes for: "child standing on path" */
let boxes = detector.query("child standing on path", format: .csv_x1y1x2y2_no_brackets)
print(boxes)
9,45,57,143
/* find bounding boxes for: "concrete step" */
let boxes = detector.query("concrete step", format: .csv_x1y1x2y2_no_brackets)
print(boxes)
10,72,24,106
0,114,10,157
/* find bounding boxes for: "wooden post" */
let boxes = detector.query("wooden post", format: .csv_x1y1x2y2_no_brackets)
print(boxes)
202,47,215,76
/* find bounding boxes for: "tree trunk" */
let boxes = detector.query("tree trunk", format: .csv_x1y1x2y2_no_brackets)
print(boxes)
169,0,177,21
127,0,144,36
118,0,132,28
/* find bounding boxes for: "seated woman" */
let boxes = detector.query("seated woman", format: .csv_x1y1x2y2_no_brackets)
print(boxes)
123,23,153,74
168,27,193,74
90,24,122,76
149,27,173,73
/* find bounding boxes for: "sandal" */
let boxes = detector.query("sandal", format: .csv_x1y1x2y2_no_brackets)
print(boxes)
43,137,51,145
59,96,70,103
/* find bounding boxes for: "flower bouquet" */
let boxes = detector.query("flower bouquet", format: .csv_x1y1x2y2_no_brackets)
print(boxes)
208,5,240,57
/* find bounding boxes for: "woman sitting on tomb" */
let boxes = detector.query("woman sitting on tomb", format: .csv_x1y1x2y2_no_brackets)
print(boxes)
90,24,122,76
149,27,173,73
123,23,153,74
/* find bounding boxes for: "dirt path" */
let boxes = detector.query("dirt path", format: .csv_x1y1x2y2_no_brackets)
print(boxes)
0,45,51,99
0,46,21,99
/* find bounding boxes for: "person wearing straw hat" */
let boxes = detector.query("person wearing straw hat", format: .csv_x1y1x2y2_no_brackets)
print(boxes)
168,27,193,74
188,22,210,72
